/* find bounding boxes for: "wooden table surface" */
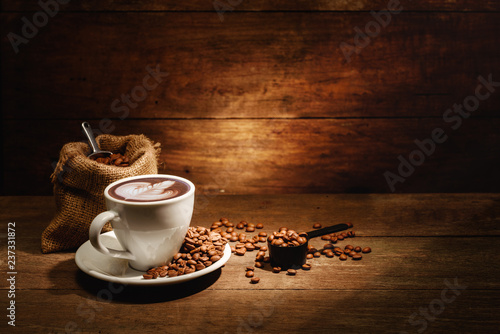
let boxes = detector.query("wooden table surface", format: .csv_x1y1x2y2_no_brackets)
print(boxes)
1,194,499,333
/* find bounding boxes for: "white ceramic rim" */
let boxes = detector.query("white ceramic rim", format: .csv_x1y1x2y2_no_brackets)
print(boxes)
104,174,195,206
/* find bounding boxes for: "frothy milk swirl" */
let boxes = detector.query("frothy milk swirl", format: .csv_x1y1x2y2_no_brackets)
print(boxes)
109,177,190,202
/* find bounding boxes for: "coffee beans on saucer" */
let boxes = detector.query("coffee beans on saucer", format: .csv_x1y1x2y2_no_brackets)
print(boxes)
143,226,228,279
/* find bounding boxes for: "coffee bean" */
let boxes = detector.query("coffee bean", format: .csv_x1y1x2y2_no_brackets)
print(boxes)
226,227,234,233
167,270,178,277
354,246,362,252
306,253,314,259
245,243,256,251
259,237,267,243
258,232,267,237
143,274,153,279
246,226,255,232
273,239,284,246
313,252,321,258
208,250,217,256
272,267,281,273
339,254,348,261
246,271,254,278
263,256,270,263
345,245,354,251
348,251,357,257
210,255,221,262
312,223,322,229
230,246,236,253
348,231,356,237
330,236,338,243
340,232,348,238
297,236,307,245
324,244,334,249
307,247,317,254
287,269,297,276
236,223,244,229
352,254,362,260
250,277,260,284
255,261,264,268
230,235,239,242
260,246,268,252
337,235,344,241
362,247,371,253
256,223,264,229
235,248,246,256
302,263,312,270
321,235,331,240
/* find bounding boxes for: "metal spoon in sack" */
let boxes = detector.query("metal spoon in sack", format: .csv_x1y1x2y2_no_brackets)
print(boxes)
81,122,113,159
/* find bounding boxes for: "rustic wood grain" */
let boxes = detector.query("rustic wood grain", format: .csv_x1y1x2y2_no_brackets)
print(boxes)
0,195,498,333
3,290,497,333
2,0,500,12
2,194,499,238
2,13,499,120
1,194,499,290
3,236,498,291
2,118,499,195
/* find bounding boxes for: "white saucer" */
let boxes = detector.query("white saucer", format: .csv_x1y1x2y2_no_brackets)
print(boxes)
75,231,231,286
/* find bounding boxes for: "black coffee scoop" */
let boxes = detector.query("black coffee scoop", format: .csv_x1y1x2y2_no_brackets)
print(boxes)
268,223,352,269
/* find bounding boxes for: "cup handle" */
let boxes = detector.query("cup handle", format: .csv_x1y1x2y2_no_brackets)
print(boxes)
89,211,135,261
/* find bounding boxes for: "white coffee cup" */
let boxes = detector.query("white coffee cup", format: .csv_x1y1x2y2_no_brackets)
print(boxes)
89,174,195,271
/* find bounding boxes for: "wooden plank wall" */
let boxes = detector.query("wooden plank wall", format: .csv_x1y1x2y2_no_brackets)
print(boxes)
1,1,499,195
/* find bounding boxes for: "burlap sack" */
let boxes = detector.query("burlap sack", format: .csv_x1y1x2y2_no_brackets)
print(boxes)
41,134,161,253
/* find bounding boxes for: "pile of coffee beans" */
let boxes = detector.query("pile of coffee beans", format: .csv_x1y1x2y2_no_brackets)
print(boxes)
91,153,130,167
207,218,372,284
309,244,371,261
267,228,308,247
319,229,355,243
143,226,228,279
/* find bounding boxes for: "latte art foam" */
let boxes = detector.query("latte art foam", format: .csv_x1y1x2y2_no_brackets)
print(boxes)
108,177,190,202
